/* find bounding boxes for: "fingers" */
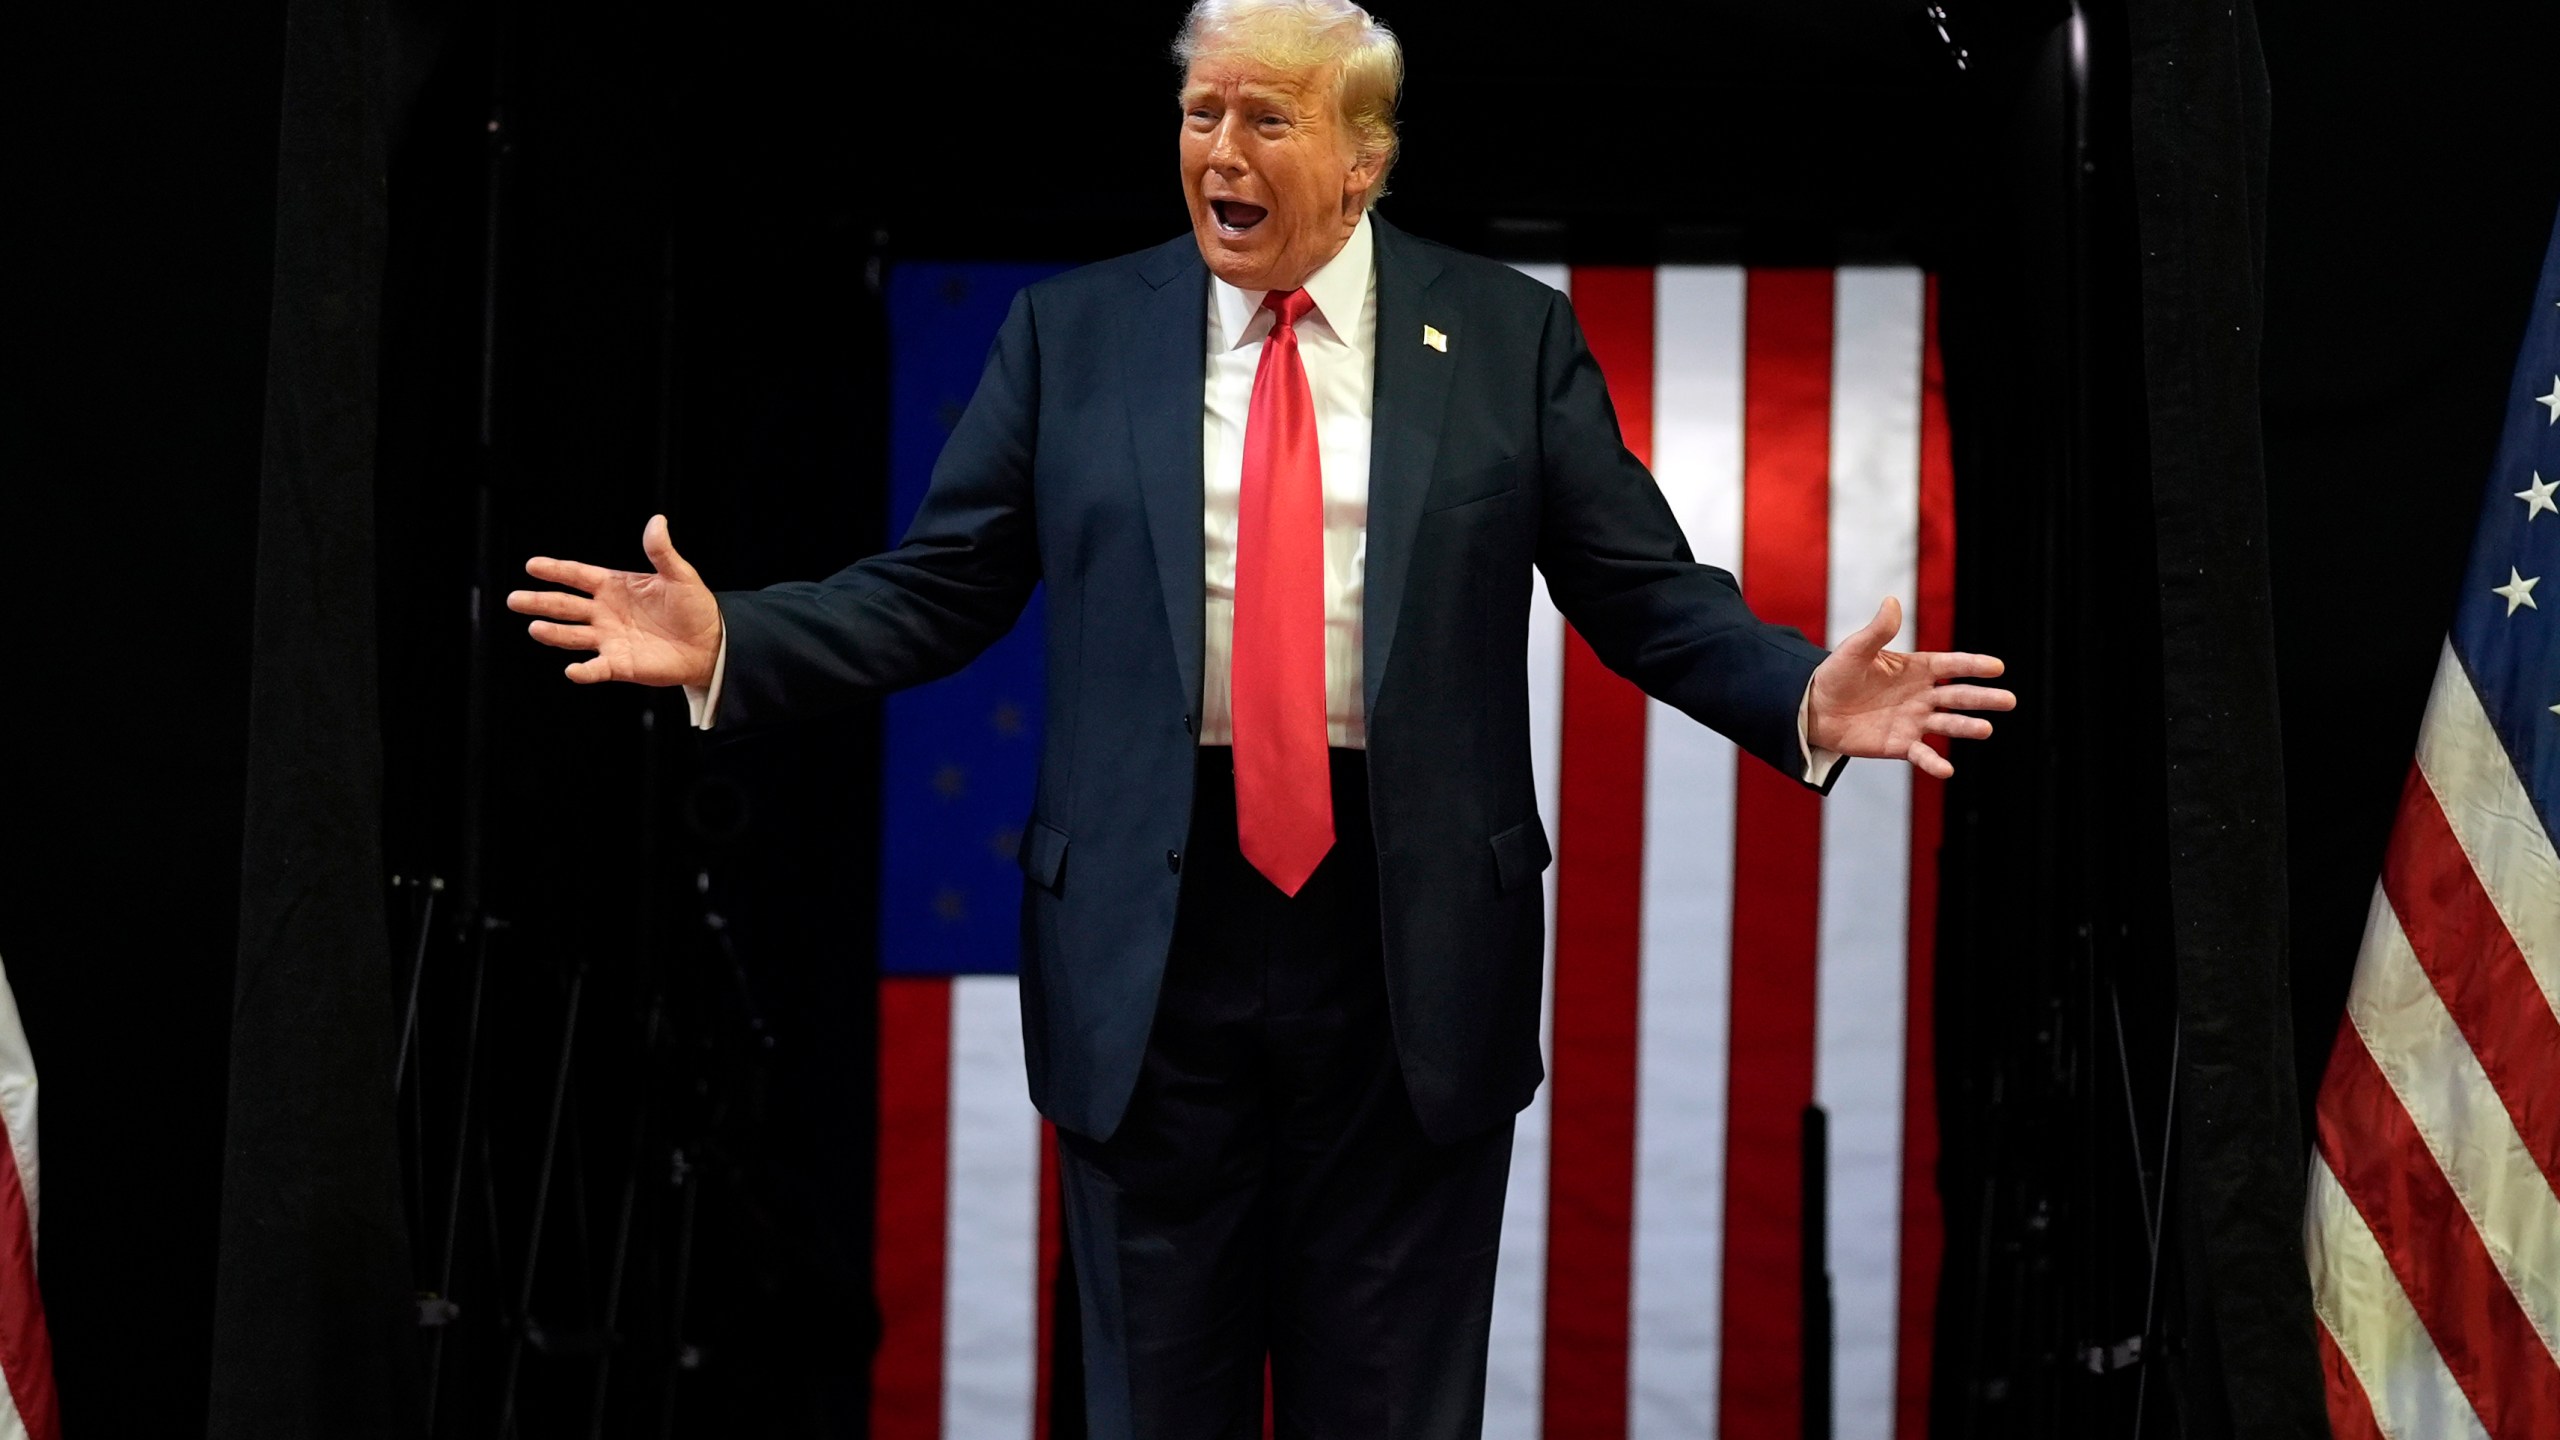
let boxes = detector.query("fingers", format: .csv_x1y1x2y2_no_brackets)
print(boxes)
525,555,620,593
1907,738,1954,780
1929,684,2017,713
1928,650,2006,681
1839,596,1904,657
506,588,593,622
1922,712,1994,741
564,656,613,684
526,620,598,651
642,514,700,585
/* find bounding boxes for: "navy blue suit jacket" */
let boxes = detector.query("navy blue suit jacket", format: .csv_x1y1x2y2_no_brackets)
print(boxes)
713,218,1831,1142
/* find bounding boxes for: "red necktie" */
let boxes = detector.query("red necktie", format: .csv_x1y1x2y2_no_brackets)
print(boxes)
1231,288,1334,896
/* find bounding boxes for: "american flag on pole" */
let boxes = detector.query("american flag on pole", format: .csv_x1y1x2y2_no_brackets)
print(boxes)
869,259,1954,1440
2305,209,2560,1439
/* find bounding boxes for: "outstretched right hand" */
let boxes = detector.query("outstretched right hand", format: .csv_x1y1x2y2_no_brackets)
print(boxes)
508,514,722,688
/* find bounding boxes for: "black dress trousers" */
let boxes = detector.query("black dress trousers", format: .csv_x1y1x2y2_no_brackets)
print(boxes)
1058,748,1516,1440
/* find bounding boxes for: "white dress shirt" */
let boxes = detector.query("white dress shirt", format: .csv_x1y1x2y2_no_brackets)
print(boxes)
689,214,1836,782
1198,212,1377,748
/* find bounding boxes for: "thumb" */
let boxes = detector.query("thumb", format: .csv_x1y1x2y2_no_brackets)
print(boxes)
641,513,699,585
1838,596,1902,658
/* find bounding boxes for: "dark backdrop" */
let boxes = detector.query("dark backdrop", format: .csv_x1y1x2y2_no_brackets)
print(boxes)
4,1,2557,1435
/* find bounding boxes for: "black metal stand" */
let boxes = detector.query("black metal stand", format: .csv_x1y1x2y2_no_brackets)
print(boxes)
391,4,715,1431
1801,1103,1834,1440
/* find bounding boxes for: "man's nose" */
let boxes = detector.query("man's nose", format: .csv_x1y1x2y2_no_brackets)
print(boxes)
1205,115,1245,173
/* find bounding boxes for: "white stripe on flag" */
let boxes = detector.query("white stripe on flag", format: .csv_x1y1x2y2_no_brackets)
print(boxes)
2308,1151,2491,1440
944,975,1040,1440
1630,263,1745,1438
1817,266,1924,1440
0,959,35,1245
2412,644,2560,1018
1648,266,1747,577
2351,892,2560,1364
1486,262,1571,1440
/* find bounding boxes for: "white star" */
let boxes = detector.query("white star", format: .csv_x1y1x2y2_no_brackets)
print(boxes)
2522,472,2560,520
2494,566,2541,615
2541,377,2560,423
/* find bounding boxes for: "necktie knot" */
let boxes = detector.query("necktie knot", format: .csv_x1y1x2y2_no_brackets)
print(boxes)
1263,287,1316,333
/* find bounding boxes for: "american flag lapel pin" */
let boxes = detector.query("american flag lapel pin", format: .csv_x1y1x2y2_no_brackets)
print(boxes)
1422,324,1447,353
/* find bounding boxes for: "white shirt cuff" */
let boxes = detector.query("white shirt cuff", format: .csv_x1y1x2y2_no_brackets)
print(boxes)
684,623,728,731
1798,682,1844,787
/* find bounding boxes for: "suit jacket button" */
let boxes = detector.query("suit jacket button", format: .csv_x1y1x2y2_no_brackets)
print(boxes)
1166,849,1183,874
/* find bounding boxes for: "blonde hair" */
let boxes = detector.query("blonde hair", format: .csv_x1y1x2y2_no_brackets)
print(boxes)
1173,0,1404,208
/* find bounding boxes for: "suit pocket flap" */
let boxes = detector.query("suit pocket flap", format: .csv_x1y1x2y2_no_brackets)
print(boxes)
1422,452,1530,514
1017,820,1070,892
1489,817,1553,894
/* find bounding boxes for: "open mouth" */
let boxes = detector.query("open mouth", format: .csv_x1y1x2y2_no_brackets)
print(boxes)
1210,199,1268,235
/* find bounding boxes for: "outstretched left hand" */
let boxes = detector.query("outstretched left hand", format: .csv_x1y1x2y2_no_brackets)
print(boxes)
1806,597,2014,780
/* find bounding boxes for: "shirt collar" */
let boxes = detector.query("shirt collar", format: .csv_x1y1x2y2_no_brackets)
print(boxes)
1210,211,1374,352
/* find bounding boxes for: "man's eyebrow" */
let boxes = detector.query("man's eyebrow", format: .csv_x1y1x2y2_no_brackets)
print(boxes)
1179,81,1303,108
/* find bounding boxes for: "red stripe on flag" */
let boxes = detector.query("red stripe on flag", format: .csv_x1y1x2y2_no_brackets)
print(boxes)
2316,1022,2560,1440
1035,1123,1062,1440
1894,277,1953,1440
0,1115,56,1440
2380,765,2560,1195
1720,267,1833,1440
874,977,954,1440
2317,1319,2389,1440
1572,265,1655,464
1543,265,1653,1440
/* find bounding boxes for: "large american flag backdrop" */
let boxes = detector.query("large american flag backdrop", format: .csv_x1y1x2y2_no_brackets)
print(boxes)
870,258,1954,1440
2305,211,2560,1439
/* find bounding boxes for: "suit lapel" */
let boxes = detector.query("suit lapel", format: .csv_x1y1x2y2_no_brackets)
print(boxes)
1360,216,1453,723
1127,239,1211,721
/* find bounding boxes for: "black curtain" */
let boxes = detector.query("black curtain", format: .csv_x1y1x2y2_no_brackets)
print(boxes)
207,0,420,1433
2123,1,2326,1432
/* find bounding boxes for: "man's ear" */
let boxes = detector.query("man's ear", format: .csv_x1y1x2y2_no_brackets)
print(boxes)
1343,148,1385,213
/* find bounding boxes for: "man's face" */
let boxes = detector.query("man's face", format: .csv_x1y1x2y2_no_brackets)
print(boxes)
1179,52,1377,293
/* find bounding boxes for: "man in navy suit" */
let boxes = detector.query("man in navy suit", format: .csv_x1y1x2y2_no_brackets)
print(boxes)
511,1,2011,1433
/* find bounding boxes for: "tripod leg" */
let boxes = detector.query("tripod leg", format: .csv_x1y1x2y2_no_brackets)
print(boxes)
496,964,588,1436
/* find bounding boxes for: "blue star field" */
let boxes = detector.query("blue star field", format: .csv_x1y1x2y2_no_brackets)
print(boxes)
878,262,1068,977
2452,204,2560,851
